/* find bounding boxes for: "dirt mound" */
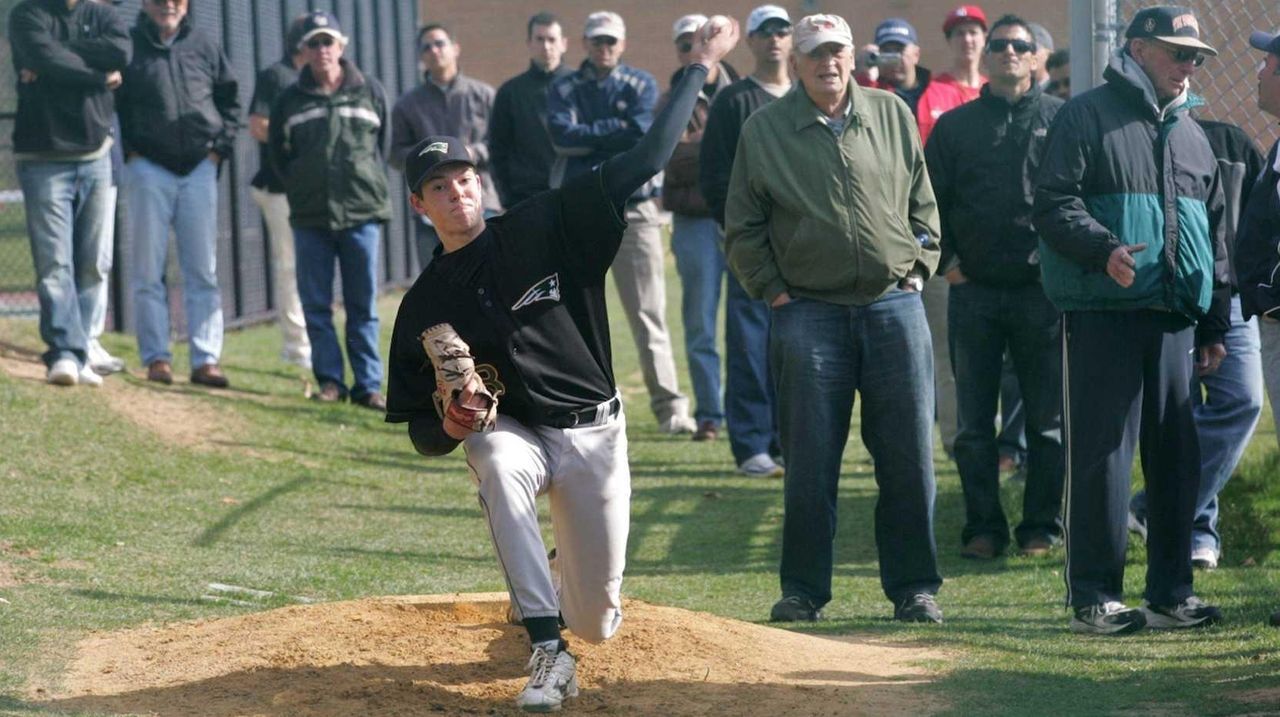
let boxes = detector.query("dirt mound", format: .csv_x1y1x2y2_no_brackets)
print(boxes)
31,593,945,716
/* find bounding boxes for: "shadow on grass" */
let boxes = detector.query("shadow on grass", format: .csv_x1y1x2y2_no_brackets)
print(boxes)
194,476,315,547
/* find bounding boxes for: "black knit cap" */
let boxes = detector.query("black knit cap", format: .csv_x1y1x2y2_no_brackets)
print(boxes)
1124,6,1217,56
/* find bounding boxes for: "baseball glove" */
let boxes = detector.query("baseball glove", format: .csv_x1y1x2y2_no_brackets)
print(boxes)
420,323,498,434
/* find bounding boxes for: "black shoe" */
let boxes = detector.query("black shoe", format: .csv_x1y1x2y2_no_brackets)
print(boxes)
1142,596,1222,629
894,593,943,624
769,596,822,622
1070,601,1146,635
353,391,387,412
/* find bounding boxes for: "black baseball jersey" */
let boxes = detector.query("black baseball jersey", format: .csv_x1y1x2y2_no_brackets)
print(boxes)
385,166,626,453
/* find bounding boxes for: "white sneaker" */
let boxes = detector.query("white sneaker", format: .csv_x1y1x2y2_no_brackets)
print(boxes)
77,365,103,388
515,644,578,712
1070,601,1146,635
1191,547,1219,570
738,453,784,477
47,358,79,386
659,414,697,435
1142,595,1223,629
87,340,125,375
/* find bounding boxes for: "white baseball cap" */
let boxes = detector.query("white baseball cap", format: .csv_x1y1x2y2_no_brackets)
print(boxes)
673,14,708,41
747,4,790,34
794,14,853,54
584,11,626,40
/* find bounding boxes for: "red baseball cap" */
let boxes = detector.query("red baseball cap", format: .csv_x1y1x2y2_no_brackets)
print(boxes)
943,5,987,35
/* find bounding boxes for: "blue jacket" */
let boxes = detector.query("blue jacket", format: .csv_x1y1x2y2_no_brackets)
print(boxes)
546,59,659,200
1033,49,1229,343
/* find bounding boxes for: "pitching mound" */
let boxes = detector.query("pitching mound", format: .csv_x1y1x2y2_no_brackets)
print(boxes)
31,593,944,716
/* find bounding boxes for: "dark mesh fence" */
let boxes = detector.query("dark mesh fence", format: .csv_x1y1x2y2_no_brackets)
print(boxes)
0,0,421,329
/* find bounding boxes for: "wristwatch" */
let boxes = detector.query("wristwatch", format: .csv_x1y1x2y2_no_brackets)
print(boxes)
899,275,924,293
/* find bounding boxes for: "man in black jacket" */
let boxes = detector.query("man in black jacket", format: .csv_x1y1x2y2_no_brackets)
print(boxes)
10,0,129,388
925,14,1064,562
488,12,572,209
118,0,239,389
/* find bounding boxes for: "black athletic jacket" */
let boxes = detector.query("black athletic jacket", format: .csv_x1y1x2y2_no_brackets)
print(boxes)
699,77,787,227
1235,138,1280,319
9,0,130,154
118,11,240,175
925,82,1063,287
488,61,573,208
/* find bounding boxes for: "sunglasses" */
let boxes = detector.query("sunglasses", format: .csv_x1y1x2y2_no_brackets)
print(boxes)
1162,44,1206,67
986,38,1036,54
590,36,618,47
306,35,336,49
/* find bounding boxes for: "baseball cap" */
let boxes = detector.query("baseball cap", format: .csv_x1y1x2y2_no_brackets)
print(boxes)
285,14,310,52
794,14,853,54
584,11,626,40
672,14,708,42
298,11,346,45
943,5,987,36
1124,6,1217,56
875,18,918,47
1028,22,1054,52
404,136,475,194
747,4,790,34
1250,30,1280,56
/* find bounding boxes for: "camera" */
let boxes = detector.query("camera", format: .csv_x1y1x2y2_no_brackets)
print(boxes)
869,51,903,67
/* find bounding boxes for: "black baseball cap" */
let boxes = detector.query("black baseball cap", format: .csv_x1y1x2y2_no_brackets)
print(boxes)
405,136,475,194
1250,30,1280,56
1124,6,1217,56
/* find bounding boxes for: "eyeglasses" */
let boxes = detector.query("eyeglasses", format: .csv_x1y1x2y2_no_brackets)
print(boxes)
306,35,336,49
590,36,618,47
986,38,1036,54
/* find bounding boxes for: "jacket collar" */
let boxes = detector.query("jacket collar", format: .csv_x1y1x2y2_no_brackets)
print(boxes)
978,79,1044,110
136,10,192,48
1104,48,1204,121
298,58,365,95
788,80,866,132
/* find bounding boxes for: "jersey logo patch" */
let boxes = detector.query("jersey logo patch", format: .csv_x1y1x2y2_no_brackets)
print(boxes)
511,273,561,311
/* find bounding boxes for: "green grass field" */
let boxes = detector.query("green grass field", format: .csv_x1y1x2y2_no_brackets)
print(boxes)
1,264,1278,716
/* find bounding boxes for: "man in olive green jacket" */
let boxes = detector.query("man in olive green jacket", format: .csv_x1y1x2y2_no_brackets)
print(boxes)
725,13,943,625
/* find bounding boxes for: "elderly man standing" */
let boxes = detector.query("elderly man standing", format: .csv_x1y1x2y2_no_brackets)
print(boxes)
547,11,695,435
1034,6,1227,634
118,0,239,388
727,14,944,624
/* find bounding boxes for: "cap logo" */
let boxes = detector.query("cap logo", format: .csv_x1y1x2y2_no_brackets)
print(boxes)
1172,14,1198,32
315,15,328,26
419,141,449,156
956,8,969,16
1144,18,1157,33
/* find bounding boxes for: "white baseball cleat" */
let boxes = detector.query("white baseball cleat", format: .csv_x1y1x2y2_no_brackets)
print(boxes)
515,644,579,712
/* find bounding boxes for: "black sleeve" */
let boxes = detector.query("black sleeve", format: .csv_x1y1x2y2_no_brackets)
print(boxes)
924,112,958,275
210,46,241,160
385,287,464,456
488,81,515,207
1033,99,1120,272
1196,164,1231,347
249,66,281,117
699,88,739,227
600,63,709,206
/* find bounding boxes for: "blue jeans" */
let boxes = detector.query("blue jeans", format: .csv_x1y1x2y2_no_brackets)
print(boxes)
293,222,384,399
724,270,779,464
17,154,115,368
670,214,725,425
948,282,1063,551
771,291,942,605
125,156,223,368
1131,295,1263,555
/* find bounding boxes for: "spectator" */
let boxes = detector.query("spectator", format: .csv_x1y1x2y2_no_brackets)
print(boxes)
1129,118,1264,571
9,0,129,387
548,11,696,435
1232,28,1280,467
727,14,944,624
661,13,739,443
1034,5,1227,634
268,11,391,411
925,14,1065,560
488,12,571,208
118,0,239,389
1027,22,1054,88
854,43,879,86
389,23,496,268
699,3,791,476
248,14,311,370
932,5,987,101
1046,48,1071,99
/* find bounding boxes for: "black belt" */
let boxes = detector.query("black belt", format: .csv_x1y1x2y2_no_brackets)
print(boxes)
546,396,621,428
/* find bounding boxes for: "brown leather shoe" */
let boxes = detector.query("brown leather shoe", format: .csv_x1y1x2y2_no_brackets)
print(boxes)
692,420,719,442
960,535,1000,560
147,360,174,385
190,363,229,389
314,381,346,403
353,391,387,412
1019,536,1056,558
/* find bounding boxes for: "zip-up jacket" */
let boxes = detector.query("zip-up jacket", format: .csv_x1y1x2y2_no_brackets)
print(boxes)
1032,49,1229,345
1196,119,1264,291
925,82,1063,287
657,61,737,217
268,58,391,231
725,80,940,306
547,59,659,201
488,61,573,207
699,76,789,227
117,11,239,176
1235,139,1280,319
9,0,130,155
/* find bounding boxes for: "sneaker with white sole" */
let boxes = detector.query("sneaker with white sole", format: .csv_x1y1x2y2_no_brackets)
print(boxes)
87,340,125,375
77,365,103,388
1142,596,1222,629
738,453,784,477
47,358,79,386
659,414,697,435
1191,547,1218,570
1070,601,1146,635
515,643,578,712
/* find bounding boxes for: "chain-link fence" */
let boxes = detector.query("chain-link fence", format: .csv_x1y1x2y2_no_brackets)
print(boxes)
0,0,423,329
1112,0,1280,152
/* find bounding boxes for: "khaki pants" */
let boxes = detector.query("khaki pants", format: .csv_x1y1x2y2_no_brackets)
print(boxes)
251,187,310,367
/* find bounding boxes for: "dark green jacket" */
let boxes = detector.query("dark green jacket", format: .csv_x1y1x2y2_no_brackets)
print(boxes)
1033,50,1229,342
725,81,940,306
268,58,391,231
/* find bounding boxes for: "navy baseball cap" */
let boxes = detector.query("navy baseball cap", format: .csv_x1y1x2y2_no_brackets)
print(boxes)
405,136,475,194
875,18,918,47
1124,6,1217,56
298,10,347,45
1250,30,1280,56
